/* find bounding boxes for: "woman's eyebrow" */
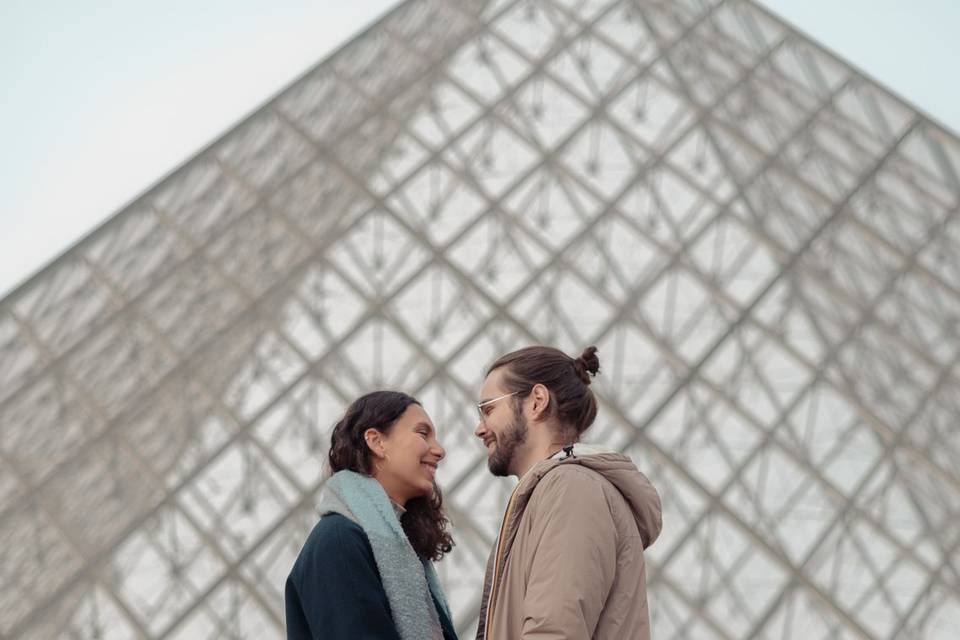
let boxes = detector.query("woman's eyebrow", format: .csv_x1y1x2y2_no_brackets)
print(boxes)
416,422,434,434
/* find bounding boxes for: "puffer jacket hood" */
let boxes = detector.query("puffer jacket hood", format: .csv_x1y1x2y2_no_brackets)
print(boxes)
547,443,663,548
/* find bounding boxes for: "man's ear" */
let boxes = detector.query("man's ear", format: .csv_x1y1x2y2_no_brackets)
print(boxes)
364,428,385,458
529,383,551,421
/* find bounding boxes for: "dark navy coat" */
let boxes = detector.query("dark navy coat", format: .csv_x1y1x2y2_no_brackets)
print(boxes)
285,513,458,639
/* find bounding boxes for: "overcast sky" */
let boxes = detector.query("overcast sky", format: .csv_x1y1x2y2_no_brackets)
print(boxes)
1,0,958,298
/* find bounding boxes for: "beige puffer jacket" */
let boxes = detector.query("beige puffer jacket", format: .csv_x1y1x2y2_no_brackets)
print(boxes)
477,445,662,640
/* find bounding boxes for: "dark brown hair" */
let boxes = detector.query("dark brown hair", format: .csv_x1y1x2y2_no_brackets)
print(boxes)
327,390,454,561
487,345,600,439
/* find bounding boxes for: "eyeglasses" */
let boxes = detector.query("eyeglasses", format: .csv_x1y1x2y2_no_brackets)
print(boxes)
476,391,520,424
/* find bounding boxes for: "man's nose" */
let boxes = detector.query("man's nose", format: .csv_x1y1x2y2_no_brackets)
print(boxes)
474,421,486,438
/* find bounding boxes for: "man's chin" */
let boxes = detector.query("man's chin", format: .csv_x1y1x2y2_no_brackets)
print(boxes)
487,456,511,477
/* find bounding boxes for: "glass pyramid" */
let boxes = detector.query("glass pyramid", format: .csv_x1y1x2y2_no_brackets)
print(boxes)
1,0,959,637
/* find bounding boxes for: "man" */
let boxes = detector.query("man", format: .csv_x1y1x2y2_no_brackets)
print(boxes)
474,345,662,639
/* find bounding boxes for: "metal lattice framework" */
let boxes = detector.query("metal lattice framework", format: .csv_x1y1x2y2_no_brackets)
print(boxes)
2,0,960,637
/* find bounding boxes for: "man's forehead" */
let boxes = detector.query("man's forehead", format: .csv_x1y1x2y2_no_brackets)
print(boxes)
480,368,506,397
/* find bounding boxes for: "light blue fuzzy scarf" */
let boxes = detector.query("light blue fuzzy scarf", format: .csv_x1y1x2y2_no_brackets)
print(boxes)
318,470,450,640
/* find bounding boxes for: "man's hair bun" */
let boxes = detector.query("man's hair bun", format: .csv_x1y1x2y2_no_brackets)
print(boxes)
573,346,600,384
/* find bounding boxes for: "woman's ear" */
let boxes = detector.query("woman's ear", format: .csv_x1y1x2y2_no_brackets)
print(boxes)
364,428,385,458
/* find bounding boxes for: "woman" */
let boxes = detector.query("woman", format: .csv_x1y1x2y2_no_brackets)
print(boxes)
285,391,458,640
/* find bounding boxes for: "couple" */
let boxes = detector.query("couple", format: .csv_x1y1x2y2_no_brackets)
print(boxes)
285,345,663,639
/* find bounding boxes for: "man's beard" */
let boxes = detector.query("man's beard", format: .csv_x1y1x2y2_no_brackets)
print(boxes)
487,410,528,477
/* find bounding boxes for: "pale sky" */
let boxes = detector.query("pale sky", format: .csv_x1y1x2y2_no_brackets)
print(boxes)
1,0,958,299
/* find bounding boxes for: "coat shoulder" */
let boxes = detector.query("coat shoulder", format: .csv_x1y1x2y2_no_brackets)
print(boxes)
309,512,366,546
292,513,374,578
538,462,610,494
526,464,613,515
